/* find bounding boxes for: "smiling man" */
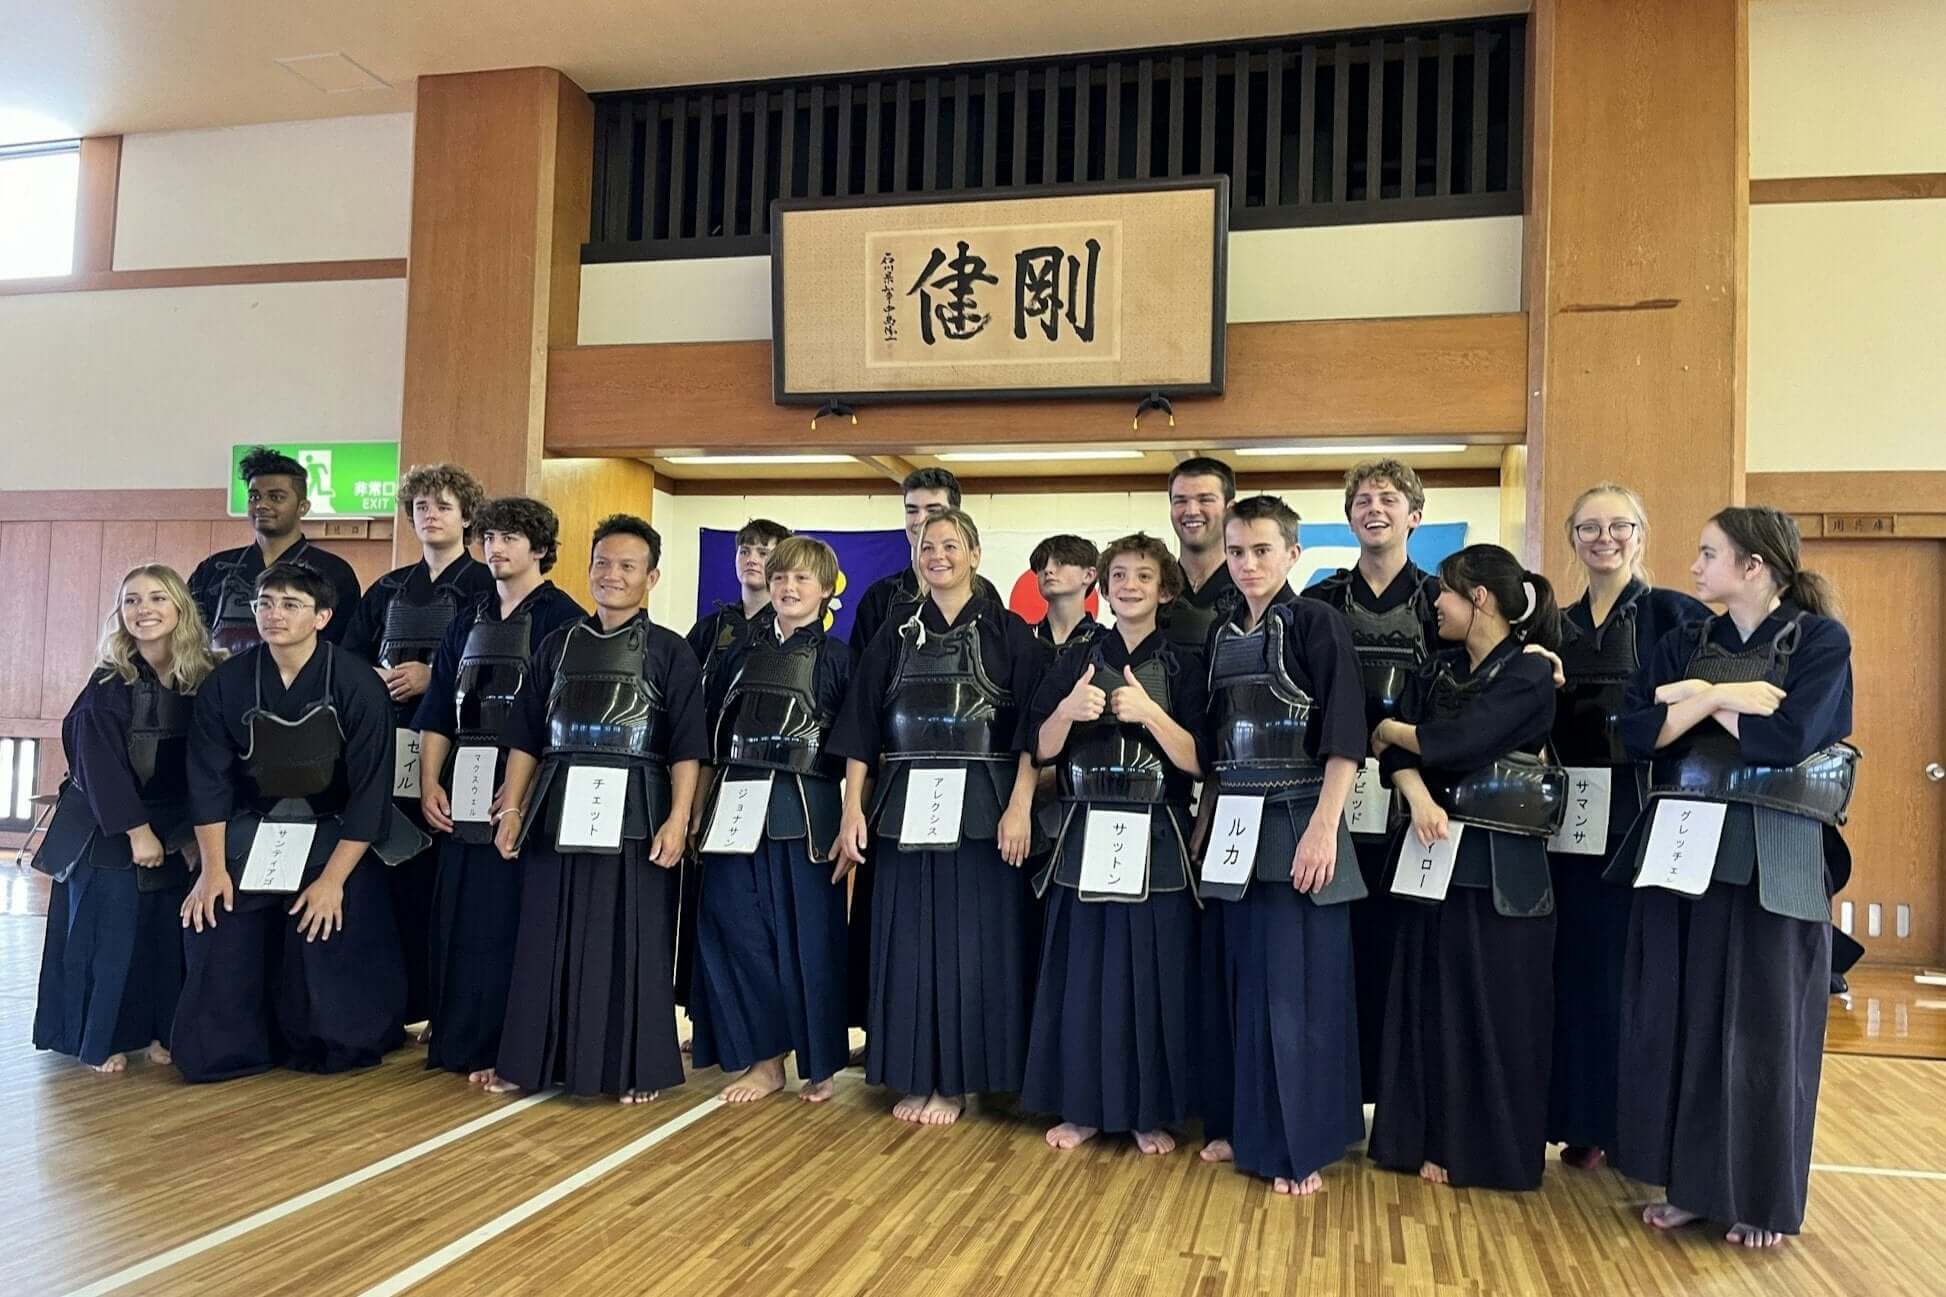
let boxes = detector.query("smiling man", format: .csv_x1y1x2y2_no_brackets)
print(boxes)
1159,456,1242,656
187,446,364,653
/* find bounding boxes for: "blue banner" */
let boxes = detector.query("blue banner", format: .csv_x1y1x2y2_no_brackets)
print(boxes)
695,528,912,641
1294,521,1470,589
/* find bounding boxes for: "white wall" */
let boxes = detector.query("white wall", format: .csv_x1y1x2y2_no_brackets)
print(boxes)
580,217,1523,345
1750,1,1946,179
645,485,1501,628
114,114,414,269
0,279,407,489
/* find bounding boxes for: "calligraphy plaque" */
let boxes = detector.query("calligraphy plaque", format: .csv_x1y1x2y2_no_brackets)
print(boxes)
772,179,1227,403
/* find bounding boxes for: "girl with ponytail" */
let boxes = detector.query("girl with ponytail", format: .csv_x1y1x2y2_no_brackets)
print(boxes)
1365,544,1563,1191
1610,504,1854,1248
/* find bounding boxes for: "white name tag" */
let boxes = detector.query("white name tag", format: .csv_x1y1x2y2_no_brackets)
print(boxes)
1391,823,1467,902
557,765,626,851
393,728,423,800
240,820,316,893
899,767,967,847
702,775,773,855
451,746,498,824
1344,758,1392,836
1078,808,1150,897
1547,766,1614,857
1633,798,1726,896
1200,794,1265,887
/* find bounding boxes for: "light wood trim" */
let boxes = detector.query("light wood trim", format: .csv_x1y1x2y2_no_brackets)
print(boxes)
655,468,1503,496
0,259,407,297
0,489,229,522
72,136,121,274
546,313,1529,456
1748,471,1946,516
1751,173,1946,205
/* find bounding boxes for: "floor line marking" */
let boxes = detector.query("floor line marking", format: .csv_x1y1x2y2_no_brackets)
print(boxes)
61,1090,560,1297
1809,1162,1946,1182
354,1097,728,1297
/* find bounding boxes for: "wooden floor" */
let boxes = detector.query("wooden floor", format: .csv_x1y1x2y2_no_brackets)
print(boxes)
7,867,1946,1297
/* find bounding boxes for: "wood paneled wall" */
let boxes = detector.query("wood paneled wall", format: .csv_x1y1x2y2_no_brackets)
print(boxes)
540,457,657,609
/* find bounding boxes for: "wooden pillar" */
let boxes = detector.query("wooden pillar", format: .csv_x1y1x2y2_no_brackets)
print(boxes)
1523,0,1747,587
541,458,658,607
399,68,593,532
72,136,121,274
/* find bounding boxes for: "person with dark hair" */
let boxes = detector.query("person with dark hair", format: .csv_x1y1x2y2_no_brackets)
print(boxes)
1023,531,1204,1157
1366,543,1563,1191
1544,484,1710,1174
1194,495,1368,1197
1159,457,1242,655
34,564,218,1073
411,497,584,1079
1610,505,1854,1249
483,514,708,1104
337,463,494,1033
1299,457,1444,1104
175,561,417,1082
688,536,853,1105
679,517,792,1017
188,446,364,653
830,508,1045,1127
1028,534,1102,653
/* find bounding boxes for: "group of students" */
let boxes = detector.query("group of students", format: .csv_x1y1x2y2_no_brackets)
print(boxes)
31,446,1855,1250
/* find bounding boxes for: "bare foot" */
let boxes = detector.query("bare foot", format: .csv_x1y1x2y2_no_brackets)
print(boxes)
468,1068,498,1086
1726,1223,1785,1248
800,1078,835,1103
620,1089,659,1105
145,1041,172,1065
1133,1129,1177,1156
410,1022,433,1045
483,1075,522,1094
892,1093,928,1123
918,1092,964,1126
1273,1172,1324,1196
89,1053,128,1074
1046,1122,1099,1150
1560,1144,1606,1170
1419,1162,1450,1185
680,1037,693,1056
722,1057,787,1104
1643,1201,1701,1231
1200,1139,1234,1164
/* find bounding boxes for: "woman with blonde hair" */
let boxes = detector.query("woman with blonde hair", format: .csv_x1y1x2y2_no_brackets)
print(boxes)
34,564,220,1071
1545,484,1708,1171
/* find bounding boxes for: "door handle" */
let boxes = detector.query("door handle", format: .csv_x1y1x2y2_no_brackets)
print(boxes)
1929,763,1945,782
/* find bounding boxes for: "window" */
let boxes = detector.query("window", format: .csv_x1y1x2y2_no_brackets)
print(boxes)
0,737,39,830
0,140,81,278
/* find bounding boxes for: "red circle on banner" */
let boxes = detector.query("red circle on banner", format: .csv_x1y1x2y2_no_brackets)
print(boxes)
1007,571,1099,623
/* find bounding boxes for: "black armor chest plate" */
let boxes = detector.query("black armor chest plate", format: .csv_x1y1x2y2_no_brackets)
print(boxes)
455,612,532,743
1340,588,1430,721
241,648,347,806
1207,610,1319,782
543,621,670,760
1552,599,1642,765
127,675,191,799
715,633,829,775
883,616,1016,761
1061,652,1188,805
379,584,463,668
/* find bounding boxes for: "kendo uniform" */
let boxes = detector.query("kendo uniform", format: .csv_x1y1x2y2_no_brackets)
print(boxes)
1196,590,1368,1184
688,618,853,1088
1609,604,1855,1235
1545,580,1707,1155
341,554,494,1026
187,537,363,654
32,663,193,1066
840,566,1000,1033
678,601,763,1012
1020,628,1205,1136
176,643,415,1081
495,611,709,1098
829,591,1045,1100
1157,560,1240,658
1303,563,1443,1102
1031,610,1104,655
412,581,585,1074
1368,641,1561,1191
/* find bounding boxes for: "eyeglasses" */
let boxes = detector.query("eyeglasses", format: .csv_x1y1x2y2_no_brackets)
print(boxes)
250,597,316,615
1573,520,1639,543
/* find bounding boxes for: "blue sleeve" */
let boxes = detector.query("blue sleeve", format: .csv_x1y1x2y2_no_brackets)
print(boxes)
828,627,897,764
188,665,239,826
1412,654,1556,772
1380,661,1436,779
68,679,149,835
318,553,367,646
1618,623,1699,759
502,625,567,759
1001,613,1046,755
1291,604,1369,762
658,631,711,763
1738,617,1853,764
338,580,390,665
334,649,396,842
412,605,474,737
1025,642,1090,764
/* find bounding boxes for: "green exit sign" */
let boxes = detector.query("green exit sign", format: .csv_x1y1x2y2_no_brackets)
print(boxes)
227,441,402,518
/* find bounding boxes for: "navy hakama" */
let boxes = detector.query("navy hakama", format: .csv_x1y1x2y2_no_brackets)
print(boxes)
424,837,524,1074
494,840,685,1097
34,865,186,1065
1347,838,1396,1104
690,836,850,1084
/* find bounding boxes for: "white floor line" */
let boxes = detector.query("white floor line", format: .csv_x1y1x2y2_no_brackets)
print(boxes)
355,1097,728,1297
61,1090,560,1297
1809,1162,1946,1182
